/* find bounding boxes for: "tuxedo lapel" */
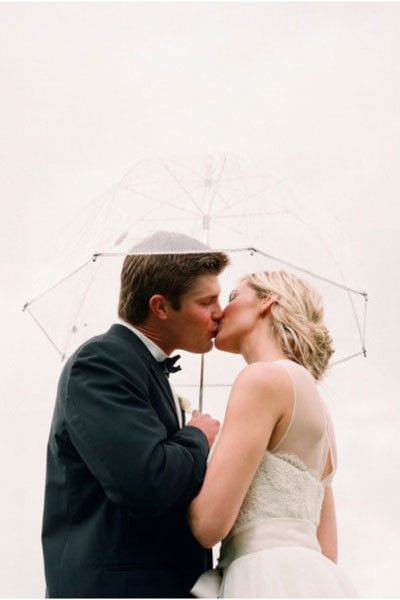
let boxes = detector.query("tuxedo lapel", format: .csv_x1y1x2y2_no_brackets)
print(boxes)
149,362,180,429
108,324,180,428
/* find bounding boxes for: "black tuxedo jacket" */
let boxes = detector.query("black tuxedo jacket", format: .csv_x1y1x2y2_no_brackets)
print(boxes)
42,324,211,598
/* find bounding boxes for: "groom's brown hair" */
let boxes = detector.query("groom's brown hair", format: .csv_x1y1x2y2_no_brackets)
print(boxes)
118,232,229,325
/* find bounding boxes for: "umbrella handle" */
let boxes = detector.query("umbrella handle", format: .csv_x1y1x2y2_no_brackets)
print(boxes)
199,354,204,412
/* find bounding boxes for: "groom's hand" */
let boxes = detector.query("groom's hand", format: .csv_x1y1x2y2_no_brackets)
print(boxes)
186,410,220,449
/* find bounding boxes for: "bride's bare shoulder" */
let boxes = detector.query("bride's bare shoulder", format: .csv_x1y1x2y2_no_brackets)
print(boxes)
234,361,290,386
230,362,292,408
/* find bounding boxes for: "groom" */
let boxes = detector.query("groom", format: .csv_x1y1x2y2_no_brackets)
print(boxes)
41,232,229,598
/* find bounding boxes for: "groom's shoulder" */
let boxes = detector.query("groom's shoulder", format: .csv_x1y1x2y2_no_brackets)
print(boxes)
63,324,147,370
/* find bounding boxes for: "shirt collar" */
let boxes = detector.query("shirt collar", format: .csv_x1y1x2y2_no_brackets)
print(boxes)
118,319,167,362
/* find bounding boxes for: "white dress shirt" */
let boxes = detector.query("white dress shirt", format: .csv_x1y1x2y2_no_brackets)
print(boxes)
118,319,183,428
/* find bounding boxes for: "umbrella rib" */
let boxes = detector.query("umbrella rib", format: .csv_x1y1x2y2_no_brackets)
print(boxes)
362,294,368,352
199,180,211,219
92,247,367,297
212,218,249,239
95,174,133,246
330,351,365,366
140,217,198,222
229,156,255,248
158,158,204,215
24,258,94,306
213,210,288,220
119,197,192,232
288,212,366,348
63,261,103,357
207,174,278,183
130,179,227,223
164,157,208,182
24,307,65,359
208,154,228,215
211,185,239,214
251,248,367,297
41,191,114,279
214,179,285,216
122,186,201,218
211,180,286,218
344,289,364,350
92,248,256,259
50,191,112,252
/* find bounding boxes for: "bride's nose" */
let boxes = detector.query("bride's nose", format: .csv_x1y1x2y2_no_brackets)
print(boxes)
222,301,231,316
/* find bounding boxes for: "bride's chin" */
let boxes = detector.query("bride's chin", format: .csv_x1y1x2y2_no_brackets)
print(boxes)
214,334,225,351
214,333,234,353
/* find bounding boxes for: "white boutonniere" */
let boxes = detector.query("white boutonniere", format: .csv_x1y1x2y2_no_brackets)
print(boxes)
178,396,192,414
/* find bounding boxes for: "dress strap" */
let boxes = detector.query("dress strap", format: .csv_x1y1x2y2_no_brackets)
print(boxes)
269,360,296,452
321,401,338,486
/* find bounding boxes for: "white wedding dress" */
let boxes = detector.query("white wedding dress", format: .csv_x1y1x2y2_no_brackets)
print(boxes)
192,359,357,598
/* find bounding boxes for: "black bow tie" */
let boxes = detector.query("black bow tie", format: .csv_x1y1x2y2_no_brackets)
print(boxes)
160,355,182,378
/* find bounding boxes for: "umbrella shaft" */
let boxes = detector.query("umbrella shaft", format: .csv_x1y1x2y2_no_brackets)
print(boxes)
199,354,205,412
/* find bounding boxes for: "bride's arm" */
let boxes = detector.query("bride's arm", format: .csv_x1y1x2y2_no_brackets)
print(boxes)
317,486,338,563
187,362,290,548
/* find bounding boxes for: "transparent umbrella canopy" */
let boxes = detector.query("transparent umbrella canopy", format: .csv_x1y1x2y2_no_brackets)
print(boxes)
23,154,368,409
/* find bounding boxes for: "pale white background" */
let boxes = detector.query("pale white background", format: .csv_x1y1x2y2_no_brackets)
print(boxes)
1,2,400,597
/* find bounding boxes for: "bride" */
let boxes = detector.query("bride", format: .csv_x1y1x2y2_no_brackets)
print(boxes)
188,270,357,598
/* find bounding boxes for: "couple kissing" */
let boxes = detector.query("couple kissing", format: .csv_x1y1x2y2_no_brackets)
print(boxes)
42,231,357,598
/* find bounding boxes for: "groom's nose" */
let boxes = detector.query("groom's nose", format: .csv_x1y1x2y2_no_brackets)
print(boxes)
212,301,223,322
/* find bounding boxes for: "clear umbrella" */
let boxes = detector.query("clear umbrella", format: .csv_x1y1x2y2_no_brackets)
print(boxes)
23,154,368,410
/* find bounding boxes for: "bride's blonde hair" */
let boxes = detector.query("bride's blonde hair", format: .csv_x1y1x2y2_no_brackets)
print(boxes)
245,270,334,380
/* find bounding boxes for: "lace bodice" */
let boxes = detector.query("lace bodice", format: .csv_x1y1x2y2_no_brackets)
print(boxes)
231,360,336,535
232,451,324,533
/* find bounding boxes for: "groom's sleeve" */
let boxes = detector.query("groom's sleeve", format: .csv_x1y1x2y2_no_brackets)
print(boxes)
64,339,209,519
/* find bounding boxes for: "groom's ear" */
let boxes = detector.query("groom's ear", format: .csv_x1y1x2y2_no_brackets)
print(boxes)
149,294,169,320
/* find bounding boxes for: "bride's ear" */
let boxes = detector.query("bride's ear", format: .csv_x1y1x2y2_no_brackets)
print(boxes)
258,293,279,315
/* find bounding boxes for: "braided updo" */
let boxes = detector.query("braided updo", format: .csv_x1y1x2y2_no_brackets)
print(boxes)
245,270,335,380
